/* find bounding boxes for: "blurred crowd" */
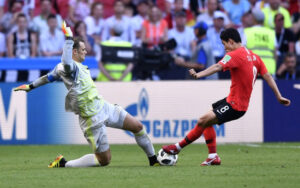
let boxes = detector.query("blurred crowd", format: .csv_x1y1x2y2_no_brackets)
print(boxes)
0,0,299,81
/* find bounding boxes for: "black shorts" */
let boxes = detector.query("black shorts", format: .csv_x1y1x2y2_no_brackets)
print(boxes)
212,98,246,125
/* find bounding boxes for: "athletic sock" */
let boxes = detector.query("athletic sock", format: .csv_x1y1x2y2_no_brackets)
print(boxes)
179,124,205,148
203,126,217,154
134,128,155,157
208,153,217,159
65,154,100,167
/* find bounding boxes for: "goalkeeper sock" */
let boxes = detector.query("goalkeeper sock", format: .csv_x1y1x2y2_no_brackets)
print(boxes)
65,154,100,167
134,128,155,158
203,126,217,154
179,124,205,148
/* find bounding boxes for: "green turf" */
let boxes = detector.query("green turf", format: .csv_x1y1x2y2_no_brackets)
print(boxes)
0,143,300,188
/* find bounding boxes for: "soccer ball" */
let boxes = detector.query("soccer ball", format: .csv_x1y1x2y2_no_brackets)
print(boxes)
157,149,178,166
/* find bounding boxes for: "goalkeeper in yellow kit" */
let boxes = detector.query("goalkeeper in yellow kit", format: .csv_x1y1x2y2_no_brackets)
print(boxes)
14,22,159,167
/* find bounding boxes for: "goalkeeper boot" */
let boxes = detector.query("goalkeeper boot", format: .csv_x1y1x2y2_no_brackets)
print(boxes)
201,155,221,166
48,155,67,168
162,144,180,155
149,155,160,166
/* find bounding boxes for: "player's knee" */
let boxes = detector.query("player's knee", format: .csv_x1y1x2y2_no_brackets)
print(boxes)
130,120,143,133
135,122,143,132
95,152,111,166
99,159,110,166
197,117,207,127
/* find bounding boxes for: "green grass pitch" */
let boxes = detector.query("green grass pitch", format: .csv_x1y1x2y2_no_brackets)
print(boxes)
0,143,300,188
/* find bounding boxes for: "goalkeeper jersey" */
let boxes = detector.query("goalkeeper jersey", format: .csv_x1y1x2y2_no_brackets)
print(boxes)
47,39,103,117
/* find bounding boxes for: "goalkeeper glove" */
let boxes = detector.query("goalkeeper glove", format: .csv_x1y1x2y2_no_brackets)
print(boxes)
62,21,73,38
14,84,34,92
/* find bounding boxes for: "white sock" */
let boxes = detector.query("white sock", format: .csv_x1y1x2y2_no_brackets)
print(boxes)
175,143,182,151
134,128,155,157
208,153,217,159
65,154,100,167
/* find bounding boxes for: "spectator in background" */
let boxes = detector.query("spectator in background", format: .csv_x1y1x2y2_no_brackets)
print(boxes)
222,0,251,27
68,0,93,26
131,0,149,46
244,8,277,75
197,0,231,28
159,11,196,80
124,5,134,17
238,11,254,46
168,11,195,59
6,13,38,82
31,0,63,34
39,14,65,57
97,24,133,81
22,0,35,19
274,13,295,60
102,0,135,43
276,52,300,79
0,0,4,18
7,13,37,58
254,0,270,10
84,2,105,45
173,22,218,80
122,0,137,15
262,0,291,29
74,21,95,55
164,0,195,29
141,5,168,49
0,30,5,56
207,11,226,63
0,0,24,34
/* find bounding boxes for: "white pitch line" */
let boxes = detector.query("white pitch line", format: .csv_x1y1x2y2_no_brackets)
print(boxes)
238,143,300,149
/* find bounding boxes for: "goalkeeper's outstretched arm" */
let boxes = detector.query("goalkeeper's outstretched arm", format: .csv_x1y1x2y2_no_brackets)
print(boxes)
14,75,50,92
61,20,75,73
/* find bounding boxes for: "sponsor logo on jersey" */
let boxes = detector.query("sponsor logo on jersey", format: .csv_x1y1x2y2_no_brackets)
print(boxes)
220,55,231,64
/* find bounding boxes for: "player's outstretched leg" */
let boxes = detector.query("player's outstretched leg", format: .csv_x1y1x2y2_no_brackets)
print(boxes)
202,127,221,166
162,111,218,155
123,113,159,166
48,153,103,168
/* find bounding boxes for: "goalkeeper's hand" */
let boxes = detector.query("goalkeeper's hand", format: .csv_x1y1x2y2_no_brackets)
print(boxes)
62,21,73,37
14,84,32,92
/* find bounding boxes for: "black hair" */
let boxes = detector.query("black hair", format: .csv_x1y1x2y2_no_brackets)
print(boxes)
114,0,123,6
91,2,102,16
274,13,284,22
220,28,241,43
73,37,85,50
17,13,27,20
74,21,86,36
40,0,52,3
284,52,296,60
47,14,56,21
9,0,23,12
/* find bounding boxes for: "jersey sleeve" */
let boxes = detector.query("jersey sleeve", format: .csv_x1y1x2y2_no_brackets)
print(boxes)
218,53,236,71
256,55,268,76
47,66,60,82
61,39,76,73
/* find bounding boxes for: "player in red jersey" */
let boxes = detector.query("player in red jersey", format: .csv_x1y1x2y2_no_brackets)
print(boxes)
162,28,291,166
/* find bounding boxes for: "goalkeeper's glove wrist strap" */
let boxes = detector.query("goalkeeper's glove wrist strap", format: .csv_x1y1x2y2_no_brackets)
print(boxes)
29,83,35,90
66,36,73,41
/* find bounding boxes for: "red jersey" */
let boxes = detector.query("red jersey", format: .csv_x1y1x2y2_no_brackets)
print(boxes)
218,47,268,111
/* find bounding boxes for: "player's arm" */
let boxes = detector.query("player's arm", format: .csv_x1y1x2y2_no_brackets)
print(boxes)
14,75,50,92
118,63,134,81
174,57,204,70
189,63,223,79
61,21,75,73
98,61,116,81
262,73,291,106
